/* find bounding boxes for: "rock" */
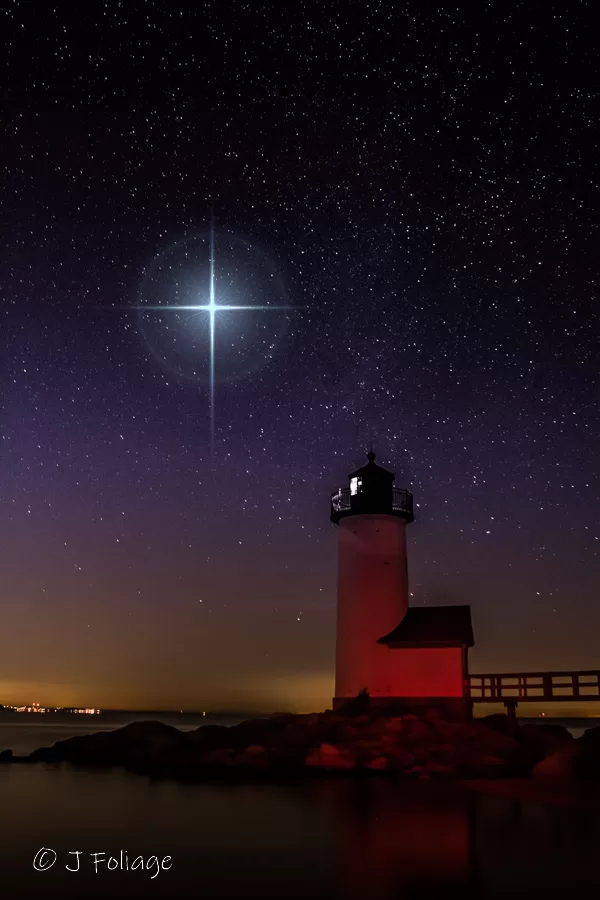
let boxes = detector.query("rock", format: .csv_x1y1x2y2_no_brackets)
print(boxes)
308,718,355,748
385,748,416,770
572,727,600,780
480,713,521,738
21,709,564,782
579,725,600,747
367,756,389,770
304,714,320,727
202,748,235,766
518,723,574,770
305,743,355,769
186,725,231,752
0,749,13,762
465,754,507,778
520,723,573,748
435,722,521,777
234,745,269,768
532,742,579,782
533,727,600,782
382,717,404,734
421,708,446,725
223,715,292,751
29,720,186,767
495,727,600,783
401,718,432,743
424,763,457,777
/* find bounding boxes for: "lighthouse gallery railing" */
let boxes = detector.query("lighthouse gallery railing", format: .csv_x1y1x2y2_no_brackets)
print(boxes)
330,487,413,516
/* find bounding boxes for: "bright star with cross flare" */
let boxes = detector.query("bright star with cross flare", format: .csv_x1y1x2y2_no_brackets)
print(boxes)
136,222,294,454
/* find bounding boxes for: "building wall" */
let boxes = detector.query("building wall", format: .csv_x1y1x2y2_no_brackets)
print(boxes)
335,514,409,699
334,646,466,704
372,646,466,698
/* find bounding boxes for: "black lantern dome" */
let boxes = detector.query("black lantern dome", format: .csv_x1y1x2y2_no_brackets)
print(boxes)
330,451,414,524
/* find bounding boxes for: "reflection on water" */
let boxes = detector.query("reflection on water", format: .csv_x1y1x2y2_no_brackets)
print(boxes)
1,764,600,900
325,779,478,899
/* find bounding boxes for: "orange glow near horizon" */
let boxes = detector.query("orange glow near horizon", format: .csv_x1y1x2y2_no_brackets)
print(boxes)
0,672,337,713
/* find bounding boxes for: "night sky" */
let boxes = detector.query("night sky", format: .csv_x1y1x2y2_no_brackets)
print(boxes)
1,2,598,712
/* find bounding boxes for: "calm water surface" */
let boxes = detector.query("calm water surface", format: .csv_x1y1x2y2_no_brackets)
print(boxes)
1,718,599,899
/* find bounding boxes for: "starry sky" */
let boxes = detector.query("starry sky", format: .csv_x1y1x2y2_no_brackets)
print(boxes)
1,2,598,712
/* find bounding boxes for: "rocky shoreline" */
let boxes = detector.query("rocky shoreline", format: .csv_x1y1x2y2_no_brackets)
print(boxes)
1,710,599,783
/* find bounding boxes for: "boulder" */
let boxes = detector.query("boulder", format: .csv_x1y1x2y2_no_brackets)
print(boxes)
202,748,236,767
29,720,186,767
452,724,520,776
186,725,232,752
463,754,507,778
303,714,321,727
480,713,521,739
572,727,600,780
305,743,356,769
367,756,389,770
423,763,457,777
0,749,12,762
233,745,269,768
517,723,574,770
223,715,292,751
520,723,573,749
382,717,404,734
578,725,600,748
532,742,579,782
383,748,416,770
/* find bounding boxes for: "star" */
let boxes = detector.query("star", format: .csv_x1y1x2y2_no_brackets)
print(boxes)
136,220,293,453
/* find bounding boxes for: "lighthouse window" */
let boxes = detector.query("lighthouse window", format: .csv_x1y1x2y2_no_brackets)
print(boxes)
350,477,362,496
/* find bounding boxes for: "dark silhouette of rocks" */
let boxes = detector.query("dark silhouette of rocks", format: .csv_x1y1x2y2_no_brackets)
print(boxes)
480,712,522,738
29,720,184,768
518,723,574,769
0,749,13,762
570,725,600,780
533,741,581,782
6,711,599,783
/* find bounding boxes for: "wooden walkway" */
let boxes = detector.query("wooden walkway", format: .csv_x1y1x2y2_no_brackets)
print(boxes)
469,670,600,717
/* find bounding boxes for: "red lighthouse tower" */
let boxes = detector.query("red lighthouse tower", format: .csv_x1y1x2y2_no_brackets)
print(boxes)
331,451,474,719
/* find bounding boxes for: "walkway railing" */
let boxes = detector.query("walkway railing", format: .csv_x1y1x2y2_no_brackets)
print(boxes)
470,670,600,715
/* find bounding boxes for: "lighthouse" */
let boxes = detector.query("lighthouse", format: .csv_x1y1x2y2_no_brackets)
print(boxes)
330,450,474,719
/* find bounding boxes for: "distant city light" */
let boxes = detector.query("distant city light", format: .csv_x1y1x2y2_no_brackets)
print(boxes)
6,704,100,715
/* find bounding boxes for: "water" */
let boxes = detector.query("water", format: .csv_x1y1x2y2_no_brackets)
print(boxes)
1,718,599,898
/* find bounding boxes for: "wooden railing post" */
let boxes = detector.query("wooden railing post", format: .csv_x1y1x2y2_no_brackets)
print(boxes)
542,673,553,701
